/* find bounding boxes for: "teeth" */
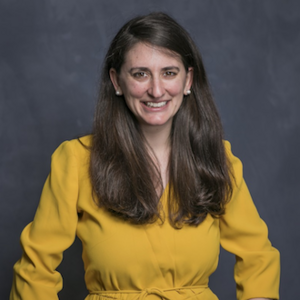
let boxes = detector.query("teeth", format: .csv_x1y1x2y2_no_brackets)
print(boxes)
146,101,167,108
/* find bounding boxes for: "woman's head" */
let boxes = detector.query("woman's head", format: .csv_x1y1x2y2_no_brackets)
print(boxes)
109,41,193,130
97,12,212,132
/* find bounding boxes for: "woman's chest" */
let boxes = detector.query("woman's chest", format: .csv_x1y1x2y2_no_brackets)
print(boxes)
77,204,221,288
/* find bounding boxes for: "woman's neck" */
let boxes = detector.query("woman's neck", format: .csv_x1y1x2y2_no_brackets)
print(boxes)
140,123,171,189
141,123,171,155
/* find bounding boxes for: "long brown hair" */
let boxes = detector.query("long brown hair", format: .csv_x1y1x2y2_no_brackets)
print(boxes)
90,12,233,227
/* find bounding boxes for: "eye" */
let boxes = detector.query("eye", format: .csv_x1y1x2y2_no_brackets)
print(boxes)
164,71,177,77
133,72,148,78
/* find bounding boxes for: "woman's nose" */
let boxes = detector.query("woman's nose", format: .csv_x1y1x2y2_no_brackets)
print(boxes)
148,78,165,98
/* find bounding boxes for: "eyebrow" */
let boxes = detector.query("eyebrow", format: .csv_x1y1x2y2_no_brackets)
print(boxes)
128,66,180,73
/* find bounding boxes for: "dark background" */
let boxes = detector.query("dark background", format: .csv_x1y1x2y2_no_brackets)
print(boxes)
1,0,299,299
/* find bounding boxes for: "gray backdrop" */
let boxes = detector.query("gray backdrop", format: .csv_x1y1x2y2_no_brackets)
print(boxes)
1,0,299,299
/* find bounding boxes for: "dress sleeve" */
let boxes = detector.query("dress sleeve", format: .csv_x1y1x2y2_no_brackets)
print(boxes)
10,141,79,300
220,141,280,300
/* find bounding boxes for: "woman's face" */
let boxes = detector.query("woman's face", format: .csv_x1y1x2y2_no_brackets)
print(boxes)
110,42,193,131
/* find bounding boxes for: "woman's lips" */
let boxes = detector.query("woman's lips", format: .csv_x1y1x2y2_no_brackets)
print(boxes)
145,101,167,108
142,100,170,110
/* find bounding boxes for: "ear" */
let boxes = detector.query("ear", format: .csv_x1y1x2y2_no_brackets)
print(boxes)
184,67,193,95
109,68,123,95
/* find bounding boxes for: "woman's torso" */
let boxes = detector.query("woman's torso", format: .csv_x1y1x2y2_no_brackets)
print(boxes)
76,136,221,299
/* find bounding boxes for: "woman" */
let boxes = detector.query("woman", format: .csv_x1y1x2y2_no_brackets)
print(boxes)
10,12,280,300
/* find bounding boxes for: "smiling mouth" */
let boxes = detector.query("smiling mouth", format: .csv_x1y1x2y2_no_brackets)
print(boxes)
144,101,168,108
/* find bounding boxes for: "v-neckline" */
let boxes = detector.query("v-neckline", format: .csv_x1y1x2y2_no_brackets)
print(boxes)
160,182,169,198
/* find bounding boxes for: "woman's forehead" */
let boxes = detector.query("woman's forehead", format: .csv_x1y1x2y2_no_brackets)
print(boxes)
122,42,183,68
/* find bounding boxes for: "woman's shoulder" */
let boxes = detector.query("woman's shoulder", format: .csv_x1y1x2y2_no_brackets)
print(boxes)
52,134,92,162
223,140,235,155
223,140,243,180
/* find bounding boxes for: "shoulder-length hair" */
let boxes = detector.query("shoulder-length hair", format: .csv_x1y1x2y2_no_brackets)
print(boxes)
90,12,233,227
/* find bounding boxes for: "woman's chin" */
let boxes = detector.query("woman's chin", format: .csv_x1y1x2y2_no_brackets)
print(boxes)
139,118,173,130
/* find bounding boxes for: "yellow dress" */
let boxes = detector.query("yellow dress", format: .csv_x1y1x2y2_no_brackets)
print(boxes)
10,136,280,300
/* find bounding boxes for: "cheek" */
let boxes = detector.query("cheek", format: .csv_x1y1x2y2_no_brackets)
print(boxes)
166,81,186,96
123,83,148,98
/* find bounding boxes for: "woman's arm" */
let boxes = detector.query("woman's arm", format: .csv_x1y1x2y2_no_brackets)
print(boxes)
220,141,280,300
10,141,80,300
